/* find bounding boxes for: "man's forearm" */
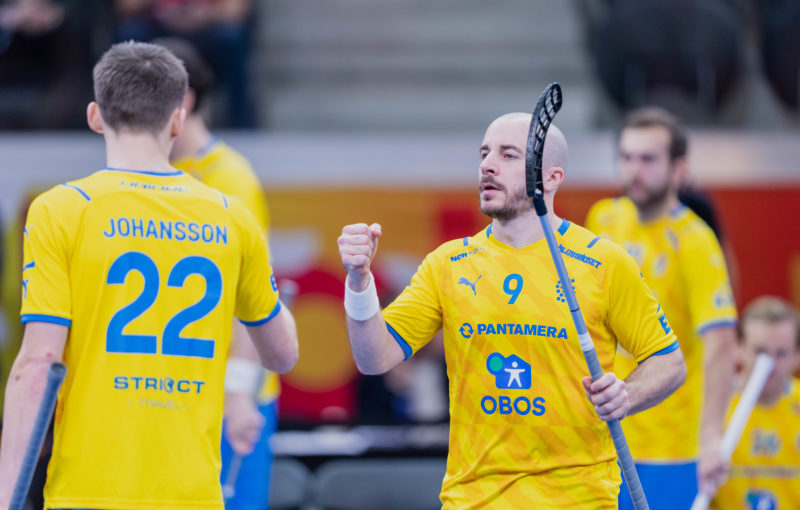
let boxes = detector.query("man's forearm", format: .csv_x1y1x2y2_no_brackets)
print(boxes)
0,356,53,500
345,314,403,375
624,349,686,416
700,327,737,444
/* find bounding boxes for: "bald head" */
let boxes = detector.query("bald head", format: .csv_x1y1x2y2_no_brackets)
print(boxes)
487,112,568,175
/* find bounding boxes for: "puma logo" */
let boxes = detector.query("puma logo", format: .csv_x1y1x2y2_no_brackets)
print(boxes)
458,275,482,295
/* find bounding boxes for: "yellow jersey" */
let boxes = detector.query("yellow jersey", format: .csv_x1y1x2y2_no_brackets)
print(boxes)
21,168,280,510
382,220,677,509
172,139,278,402
711,380,800,510
586,198,737,462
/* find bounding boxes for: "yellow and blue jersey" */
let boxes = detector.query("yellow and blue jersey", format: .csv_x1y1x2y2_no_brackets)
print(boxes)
172,139,279,402
711,380,800,510
382,220,677,509
586,197,737,462
21,168,280,510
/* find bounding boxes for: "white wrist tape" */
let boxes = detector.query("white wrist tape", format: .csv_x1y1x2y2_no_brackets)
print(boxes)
225,358,263,395
344,274,380,321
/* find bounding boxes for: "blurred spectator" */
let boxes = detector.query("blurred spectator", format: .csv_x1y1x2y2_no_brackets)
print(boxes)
0,0,98,129
114,0,256,128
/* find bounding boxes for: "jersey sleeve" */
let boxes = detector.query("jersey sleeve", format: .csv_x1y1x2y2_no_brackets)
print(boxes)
231,199,280,325
680,226,738,335
381,251,443,360
20,191,75,326
605,243,678,363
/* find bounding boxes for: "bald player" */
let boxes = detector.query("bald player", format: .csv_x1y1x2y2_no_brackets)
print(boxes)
337,113,687,509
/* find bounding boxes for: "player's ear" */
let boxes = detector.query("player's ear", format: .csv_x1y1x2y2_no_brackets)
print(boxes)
169,107,186,139
543,166,564,193
182,89,196,113
86,102,104,134
671,156,688,188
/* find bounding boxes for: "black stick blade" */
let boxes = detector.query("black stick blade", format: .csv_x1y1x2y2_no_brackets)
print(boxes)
525,83,563,200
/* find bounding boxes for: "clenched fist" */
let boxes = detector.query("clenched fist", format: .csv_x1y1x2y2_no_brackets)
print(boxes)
338,223,382,291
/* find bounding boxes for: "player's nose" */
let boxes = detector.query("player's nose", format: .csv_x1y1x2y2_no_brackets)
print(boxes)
479,154,498,175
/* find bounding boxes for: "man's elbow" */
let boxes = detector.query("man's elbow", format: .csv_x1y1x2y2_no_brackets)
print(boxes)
355,360,389,376
670,351,687,392
264,341,299,374
353,351,394,376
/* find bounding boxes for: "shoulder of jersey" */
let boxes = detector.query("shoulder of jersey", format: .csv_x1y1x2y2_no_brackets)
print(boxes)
37,175,100,208
588,197,636,224
569,221,625,259
672,205,716,237
54,171,237,215
428,225,491,260
201,143,256,177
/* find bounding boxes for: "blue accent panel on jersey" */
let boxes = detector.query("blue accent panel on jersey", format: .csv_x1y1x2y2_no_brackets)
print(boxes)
386,322,412,361
22,261,35,271
61,183,91,201
219,192,229,209
486,224,492,237
103,167,184,177
697,319,738,336
647,341,680,359
106,252,159,355
587,236,600,249
239,301,282,327
462,237,468,246
557,219,570,235
670,204,688,217
21,314,71,327
162,256,222,359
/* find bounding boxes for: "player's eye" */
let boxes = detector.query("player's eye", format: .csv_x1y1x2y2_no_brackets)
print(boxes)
641,154,657,163
480,151,489,160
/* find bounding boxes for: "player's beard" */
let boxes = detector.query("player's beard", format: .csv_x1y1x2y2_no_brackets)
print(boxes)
479,182,532,222
624,177,671,217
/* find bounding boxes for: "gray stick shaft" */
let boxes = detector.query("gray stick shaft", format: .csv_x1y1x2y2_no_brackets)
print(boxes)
10,363,67,510
536,205,649,510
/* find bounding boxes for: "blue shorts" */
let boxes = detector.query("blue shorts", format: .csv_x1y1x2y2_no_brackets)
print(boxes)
618,461,697,510
220,400,278,510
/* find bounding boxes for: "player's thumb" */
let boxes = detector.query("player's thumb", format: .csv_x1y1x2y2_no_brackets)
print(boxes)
368,223,382,259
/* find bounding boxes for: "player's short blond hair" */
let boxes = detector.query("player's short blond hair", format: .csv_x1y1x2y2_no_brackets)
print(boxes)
93,41,188,135
740,296,800,348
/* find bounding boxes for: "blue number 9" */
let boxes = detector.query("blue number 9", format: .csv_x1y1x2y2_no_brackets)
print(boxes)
503,274,523,304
